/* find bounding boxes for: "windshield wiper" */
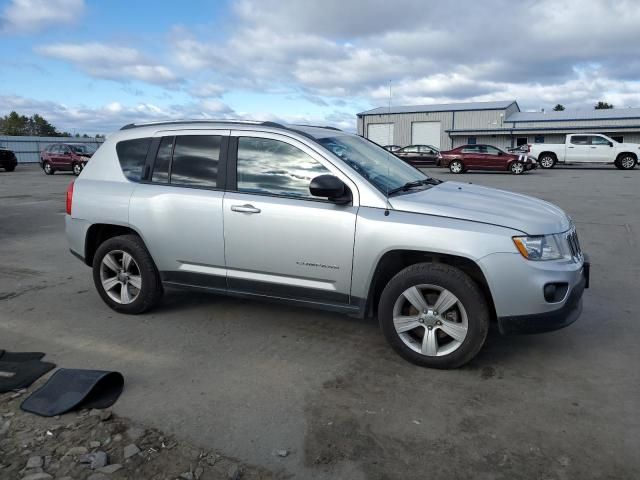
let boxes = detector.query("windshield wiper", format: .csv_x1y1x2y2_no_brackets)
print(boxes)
387,178,440,196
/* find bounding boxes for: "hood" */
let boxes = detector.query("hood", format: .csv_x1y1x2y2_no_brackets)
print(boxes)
389,181,570,234
618,142,640,151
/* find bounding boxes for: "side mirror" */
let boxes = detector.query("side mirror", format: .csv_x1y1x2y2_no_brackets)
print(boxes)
608,142,613,147
498,151,504,155
309,175,351,204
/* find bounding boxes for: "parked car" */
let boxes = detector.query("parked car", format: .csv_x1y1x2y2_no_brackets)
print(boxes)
40,143,96,175
529,133,639,169
66,120,588,369
0,146,17,172
383,145,402,152
394,144,442,166
440,144,537,174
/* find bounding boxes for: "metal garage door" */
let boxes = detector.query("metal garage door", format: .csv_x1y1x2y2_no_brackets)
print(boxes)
367,123,394,146
411,122,441,148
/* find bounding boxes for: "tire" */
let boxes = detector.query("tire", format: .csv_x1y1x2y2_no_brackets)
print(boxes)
378,262,489,369
449,159,464,174
43,161,55,175
539,154,556,169
4,165,15,172
510,161,525,175
617,154,637,170
92,234,163,314
72,162,82,176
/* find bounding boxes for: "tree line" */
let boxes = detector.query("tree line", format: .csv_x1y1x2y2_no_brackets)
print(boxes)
552,101,614,111
0,111,104,138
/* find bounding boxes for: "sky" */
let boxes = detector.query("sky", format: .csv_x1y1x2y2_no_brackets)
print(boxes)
1,0,640,135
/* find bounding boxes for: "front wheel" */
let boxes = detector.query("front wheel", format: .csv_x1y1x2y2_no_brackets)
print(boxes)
618,154,637,170
72,162,82,176
4,165,15,172
539,154,556,169
510,161,525,175
92,234,163,314
449,159,464,174
378,263,489,369
43,161,55,175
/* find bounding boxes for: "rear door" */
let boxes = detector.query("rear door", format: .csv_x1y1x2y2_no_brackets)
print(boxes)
566,135,590,162
460,145,482,167
129,130,229,287
222,131,358,305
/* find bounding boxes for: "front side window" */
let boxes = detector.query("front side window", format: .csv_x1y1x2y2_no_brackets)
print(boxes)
236,137,330,198
484,146,502,155
590,136,610,145
401,146,419,153
116,137,151,182
317,135,428,194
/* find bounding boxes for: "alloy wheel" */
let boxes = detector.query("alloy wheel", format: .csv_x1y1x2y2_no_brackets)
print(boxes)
450,161,463,173
392,284,469,357
511,162,524,174
73,163,82,175
44,163,52,174
620,155,636,169
100,250,142,305
540,156,554,168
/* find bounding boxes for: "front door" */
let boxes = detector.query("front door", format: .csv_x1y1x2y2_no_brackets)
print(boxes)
223,132,358,305
587,135,612,163
129,131,229,288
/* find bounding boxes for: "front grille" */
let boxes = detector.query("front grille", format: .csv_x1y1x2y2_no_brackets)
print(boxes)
566,228,582,259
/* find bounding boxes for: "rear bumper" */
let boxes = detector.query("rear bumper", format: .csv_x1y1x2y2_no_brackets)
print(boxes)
497,255,589,334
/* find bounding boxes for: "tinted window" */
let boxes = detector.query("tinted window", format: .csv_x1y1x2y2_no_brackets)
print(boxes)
418,146,435,153
237,137,330,198
462,145,479,153
590,136,610,145
485,146,501,155
170,135,221,188
116,138,151,182
570,136,589,145
152,136,174,183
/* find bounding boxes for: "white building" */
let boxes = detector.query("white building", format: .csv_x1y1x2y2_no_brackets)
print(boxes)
357,100,640,150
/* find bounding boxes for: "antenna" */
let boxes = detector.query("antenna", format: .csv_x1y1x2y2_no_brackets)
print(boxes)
384,80,393,216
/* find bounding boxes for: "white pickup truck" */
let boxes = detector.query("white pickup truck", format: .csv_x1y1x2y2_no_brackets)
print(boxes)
529,133,639,170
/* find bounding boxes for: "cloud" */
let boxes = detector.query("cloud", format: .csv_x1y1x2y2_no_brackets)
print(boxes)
190,83,226,98
36,43,179,86
167,0,640,111
0,95,236,134
0,0,84,33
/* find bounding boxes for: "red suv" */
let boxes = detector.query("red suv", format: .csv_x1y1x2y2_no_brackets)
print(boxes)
440,144,537,175
40,143,96,176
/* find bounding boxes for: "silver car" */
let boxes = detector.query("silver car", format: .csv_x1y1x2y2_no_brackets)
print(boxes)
65,120,589,369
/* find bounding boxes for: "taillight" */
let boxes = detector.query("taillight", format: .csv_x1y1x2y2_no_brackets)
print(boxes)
527,144,532,152
66,181,74,215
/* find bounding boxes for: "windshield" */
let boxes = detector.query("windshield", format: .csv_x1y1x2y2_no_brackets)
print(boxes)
70,145,96,154
316,135,428,194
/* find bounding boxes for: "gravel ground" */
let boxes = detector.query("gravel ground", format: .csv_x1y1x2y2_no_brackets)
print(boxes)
1,164,639,479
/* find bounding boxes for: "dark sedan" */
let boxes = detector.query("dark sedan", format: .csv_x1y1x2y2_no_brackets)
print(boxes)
440,144,536,175
0,146,17,172
394,144,442,166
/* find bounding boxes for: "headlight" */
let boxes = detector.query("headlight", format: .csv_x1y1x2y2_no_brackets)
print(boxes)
513,234,565,261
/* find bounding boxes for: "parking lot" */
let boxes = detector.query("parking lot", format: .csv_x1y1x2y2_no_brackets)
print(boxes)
1,164,639,479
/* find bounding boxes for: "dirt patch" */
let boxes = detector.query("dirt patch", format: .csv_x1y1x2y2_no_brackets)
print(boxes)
0,389,286,480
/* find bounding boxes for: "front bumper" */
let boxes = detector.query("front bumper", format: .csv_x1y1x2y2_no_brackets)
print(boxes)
498,254,590,334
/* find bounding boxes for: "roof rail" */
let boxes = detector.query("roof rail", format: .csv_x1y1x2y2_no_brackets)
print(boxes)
290,124,342,131
120,119,288,131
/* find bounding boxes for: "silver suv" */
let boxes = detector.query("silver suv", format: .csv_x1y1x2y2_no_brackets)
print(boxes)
65,121,589,369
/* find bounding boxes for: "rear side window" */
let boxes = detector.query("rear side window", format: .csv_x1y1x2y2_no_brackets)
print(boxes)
116,138,151,182
170,135,221,187
570,136,589,145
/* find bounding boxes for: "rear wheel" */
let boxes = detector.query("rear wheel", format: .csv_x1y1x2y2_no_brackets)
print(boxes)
72,162,82,176
92,234,163,314
43,161,55,175
618,154,637,170
539,154,556,169
510,161,525,175
378,263,489,369
449,159,464,174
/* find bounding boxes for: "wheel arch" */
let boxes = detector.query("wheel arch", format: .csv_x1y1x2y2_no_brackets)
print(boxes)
362,249,496,321
616,151,638,161
84,223,147,267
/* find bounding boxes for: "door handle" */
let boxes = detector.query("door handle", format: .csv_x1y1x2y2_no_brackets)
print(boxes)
590,146,596,148
568,146,574,148
231,204,261,214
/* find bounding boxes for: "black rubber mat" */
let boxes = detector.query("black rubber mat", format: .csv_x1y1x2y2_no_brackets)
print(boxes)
0,350,46,362
21,369,124,417
0,360,56,393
